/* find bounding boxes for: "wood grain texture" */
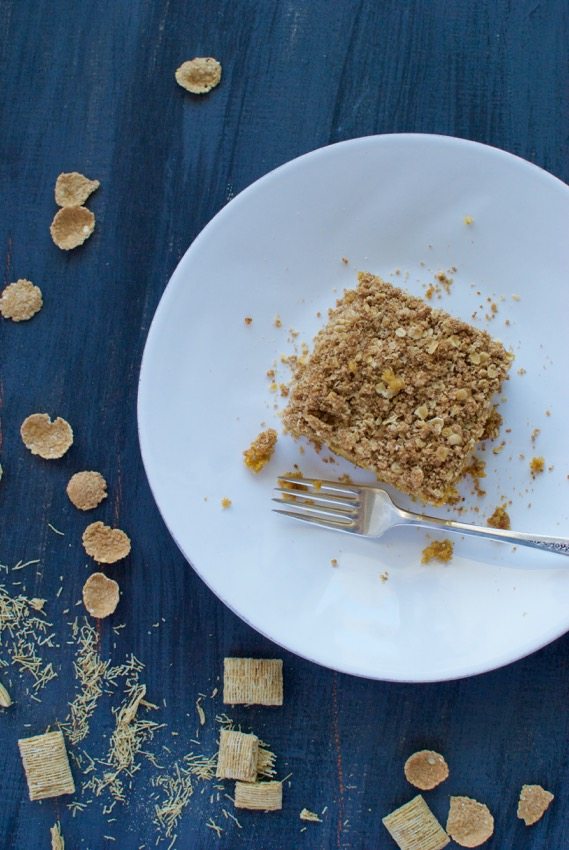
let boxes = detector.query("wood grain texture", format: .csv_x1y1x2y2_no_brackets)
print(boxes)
1,1,568,848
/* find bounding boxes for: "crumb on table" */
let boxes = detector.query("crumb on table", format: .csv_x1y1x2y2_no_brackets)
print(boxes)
487,504,511,530
221,497,232,509
530,456,545,478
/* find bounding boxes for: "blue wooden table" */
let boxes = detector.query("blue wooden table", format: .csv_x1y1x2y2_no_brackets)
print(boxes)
1,2,568,848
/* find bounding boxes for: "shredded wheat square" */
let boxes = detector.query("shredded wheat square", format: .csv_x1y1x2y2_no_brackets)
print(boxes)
216,729,259,781
223,658,283,706
283,272,513,505
382,795,450,850
18,731,75,800
234,780,282,811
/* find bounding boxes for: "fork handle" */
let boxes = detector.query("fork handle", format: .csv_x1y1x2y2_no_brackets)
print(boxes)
398,512,569,557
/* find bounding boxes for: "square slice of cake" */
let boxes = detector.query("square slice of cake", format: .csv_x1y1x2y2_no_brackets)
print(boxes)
282,272,513,505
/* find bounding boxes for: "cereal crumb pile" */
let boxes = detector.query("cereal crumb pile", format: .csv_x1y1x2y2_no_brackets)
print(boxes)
421,539,454,565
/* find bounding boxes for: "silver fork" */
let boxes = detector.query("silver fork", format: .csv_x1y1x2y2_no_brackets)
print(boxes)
273,476,569,557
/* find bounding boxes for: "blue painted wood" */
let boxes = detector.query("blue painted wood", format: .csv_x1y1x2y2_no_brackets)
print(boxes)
1,1,568,848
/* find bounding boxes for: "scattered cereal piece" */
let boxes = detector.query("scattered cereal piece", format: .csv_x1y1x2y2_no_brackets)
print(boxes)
20,413,73,459
341,257,349,265
487,504,511,530
18,731,75,800
29,598,46,611
274,314,282,328
464,216,474,225
223,658,283,706
300,808,322,822
221,497,232,509
82,521,131,564
380,571,389,582
243,428,278,473
216,729,259,782
330,558,338,568
531,428,541,444
244,316,253,325
0,279,43,321
446,796,494,847
512,294,521,302
0,681,12,708
234,780,282,811
421,540,454,565
175,57,222,94
82,572,120,619
517,784,554,826
55,172,100,207
382,795,450,850
66,471,108,510
530,456,545,477
50,821,65,850
50,206,95,250
404,750,449,791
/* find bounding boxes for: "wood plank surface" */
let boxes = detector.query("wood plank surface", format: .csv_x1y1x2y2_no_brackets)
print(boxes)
1,1,568,848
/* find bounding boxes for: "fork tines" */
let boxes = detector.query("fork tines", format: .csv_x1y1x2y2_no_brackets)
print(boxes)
272,476,359,530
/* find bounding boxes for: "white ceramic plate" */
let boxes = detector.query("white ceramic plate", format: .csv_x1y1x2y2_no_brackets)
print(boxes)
138,134,569,682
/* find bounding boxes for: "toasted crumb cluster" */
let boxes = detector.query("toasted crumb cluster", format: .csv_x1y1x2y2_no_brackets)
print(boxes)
216,729,259,782
382,795,450,850
0,279,43,321
530,456,545,477
50,206,95,250
82,572,120,618
404,750,449,791
175,57,222,93
18,731,75,801
446,796,494,847
55,172,100,207
223,658,283,706
283,273,512,505
421,540,454,565
82,521,131,564
243,428,278,472
234,780,282,811
517,784,554,826
67,471,108,510
20,413,73,459
487,504,511,530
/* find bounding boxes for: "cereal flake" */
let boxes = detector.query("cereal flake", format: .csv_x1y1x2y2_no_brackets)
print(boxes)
404,750,449,790
382,795,450,850
234,780,282,811
300,808,322,822
50,821,65,850
82,572,120,619
446,796,494,847
82,521,131,564
67,471,108,510
216,729,259,782
50,206,95,250
517,784,554,826
55,172,100,207
175,57,222,94
18,731,75,800
223,658,283,706
0,279,43,321
20,413,73,459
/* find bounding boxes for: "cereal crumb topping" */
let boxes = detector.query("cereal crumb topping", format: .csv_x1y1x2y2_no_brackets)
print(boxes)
82,572,120,618
283,272,512,505
0,279,43,321
421,539,454,565
446,796,494,847
404,750,449,791
55,172,100,207
517,784,554,826
82,521,131,564
67,471,108,510
20,413,73,459
530,456,545,477
175,57,222,94
50,206,95,250
487,504,511,530
243,428,277,473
